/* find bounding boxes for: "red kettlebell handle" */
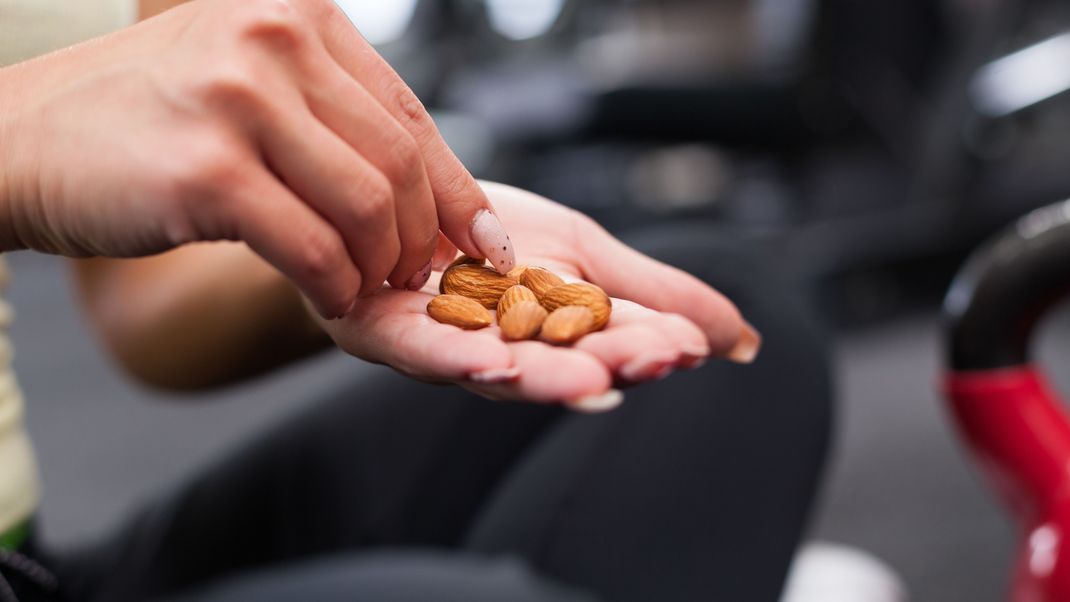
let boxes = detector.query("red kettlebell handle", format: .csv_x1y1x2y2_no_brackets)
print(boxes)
944,201,1070,600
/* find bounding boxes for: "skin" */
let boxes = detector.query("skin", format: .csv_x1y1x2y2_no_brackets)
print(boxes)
76,183,755,407
318,182,752,405
25,0,755,406
0,0,514,319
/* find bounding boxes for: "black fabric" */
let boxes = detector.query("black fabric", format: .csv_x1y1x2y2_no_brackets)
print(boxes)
161,553,596,602
28,233,831,602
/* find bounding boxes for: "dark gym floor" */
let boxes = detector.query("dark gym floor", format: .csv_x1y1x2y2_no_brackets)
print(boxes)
14,249,1041,601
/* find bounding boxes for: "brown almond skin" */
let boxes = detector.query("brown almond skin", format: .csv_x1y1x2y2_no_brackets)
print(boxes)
448,254,486,269
499,301,548,341
519,267,565,299
540,305,596,344
440,264,518,308
427,295,493,330
540,282,611,330
497,284,538,317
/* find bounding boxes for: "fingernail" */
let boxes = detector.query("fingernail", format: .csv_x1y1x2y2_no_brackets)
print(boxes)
727,321,762,364
620,352,678,382
680,344,710,370
682,344,710,358
568,389,624,413
329,298,358,320
405,261,433,291
430,232,455,272
433,251,455,272
471,210,516,274
469,366,521,384
681,356,707,370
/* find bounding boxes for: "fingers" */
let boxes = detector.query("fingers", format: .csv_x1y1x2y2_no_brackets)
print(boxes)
432,233,459,271
300,1,515,273
337,289,514,379
257,110,401,297
577,221,760,362
464,342,614,406
227,170,361,319
322,288,615,405
301,56,439,290
570,299,709,384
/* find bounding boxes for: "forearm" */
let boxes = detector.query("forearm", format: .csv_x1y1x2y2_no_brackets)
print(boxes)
0,62,34,254
139,0,190,19
73,244,332,391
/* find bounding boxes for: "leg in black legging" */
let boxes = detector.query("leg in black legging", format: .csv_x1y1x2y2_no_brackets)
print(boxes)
50,232,830,602
160,553,595,602
54,382,568,601
464,229,832,602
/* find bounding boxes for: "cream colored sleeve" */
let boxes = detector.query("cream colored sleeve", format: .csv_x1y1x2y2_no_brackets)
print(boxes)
0,0,136,67
0,0,135,534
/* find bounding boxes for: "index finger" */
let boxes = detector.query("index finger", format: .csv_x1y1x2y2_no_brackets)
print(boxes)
297,0,515,273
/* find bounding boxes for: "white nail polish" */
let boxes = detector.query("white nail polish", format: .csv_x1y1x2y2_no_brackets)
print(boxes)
620,352,677,382
471,210,516,274
727,321,762,364
568,390,624,413
683,357,707,370
469,366,521,384
682,344,711,358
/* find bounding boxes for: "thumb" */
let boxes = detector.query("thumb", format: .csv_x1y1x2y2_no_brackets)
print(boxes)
579,222,761,362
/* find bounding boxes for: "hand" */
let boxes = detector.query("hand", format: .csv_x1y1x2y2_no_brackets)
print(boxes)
315,182,761,412
0,0,514,319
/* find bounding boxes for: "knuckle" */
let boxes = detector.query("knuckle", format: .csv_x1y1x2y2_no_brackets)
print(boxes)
192,65,266,115
380,133,424,188
234,0,310,52
166,132,245,200
297,227,345,279
353,174,394,223
386,80,433,135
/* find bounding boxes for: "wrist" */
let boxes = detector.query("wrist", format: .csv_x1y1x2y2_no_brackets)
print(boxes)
0,64,31,253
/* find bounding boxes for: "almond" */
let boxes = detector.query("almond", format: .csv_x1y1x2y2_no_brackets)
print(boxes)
448,254,486,269
540,282,611,330
540,305,595,344
499,300,548,341
519,267,565,298
506,265,530,280
440,264,518,308
427,294,492,330
497,284,538,317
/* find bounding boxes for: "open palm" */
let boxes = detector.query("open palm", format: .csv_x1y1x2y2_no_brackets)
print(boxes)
317,182,759,411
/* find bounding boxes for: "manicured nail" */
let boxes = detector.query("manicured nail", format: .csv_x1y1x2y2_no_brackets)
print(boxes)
405,261,433,291
328,298,357,320
682,344,710,358
469,366,521,384
568,389,624,413
430,232,455,272
680,344,710,369
681,356,707,370
727,321,762,364
471,210,515,274
620,352,678,382
433,251,455,272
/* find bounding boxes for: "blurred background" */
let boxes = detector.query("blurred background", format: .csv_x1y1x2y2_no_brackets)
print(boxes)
19,0,1070,599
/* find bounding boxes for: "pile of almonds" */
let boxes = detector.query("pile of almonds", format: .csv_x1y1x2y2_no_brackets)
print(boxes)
427,256,611,345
